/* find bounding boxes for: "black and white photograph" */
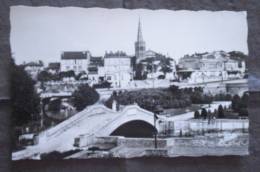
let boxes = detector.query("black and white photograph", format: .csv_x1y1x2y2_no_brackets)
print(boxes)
10,6,249,160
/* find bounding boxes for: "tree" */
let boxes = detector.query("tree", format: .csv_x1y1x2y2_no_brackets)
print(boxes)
232,95,241,112
160,58,173,76
60,70,75,79
241,93,249,108
217,105,225,118
201,108,208,120
37,70,53,82
194,110,200,119
38,60,44,66
11,58,40,126
72,84,99,111
134,63,146,80
238,108,248,117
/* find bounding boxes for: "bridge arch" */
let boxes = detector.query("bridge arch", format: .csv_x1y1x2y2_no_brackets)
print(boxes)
110,120,156,138
96,105,159,137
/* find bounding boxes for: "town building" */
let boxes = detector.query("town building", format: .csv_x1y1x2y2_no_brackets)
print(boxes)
134,20,177,80
60,51,91,74
177,51,246,83
47,62,60,74
24,61,44,80
102,51,132,88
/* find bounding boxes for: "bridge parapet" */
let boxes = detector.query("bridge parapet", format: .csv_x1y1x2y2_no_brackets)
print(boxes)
38,105,115,143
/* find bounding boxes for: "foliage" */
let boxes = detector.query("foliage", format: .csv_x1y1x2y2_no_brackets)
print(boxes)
134,63,146,80
158,75,165,79
105,86,192,112
59,70,75,79
160,57,173,75
93,81,111,89
201,108,208,120
229,51,247,61
217,105,225,118
231,93,249,116
232,94,241,112
72,84,99,111
38,71,53,82
194,110,200,119
11,58,40,126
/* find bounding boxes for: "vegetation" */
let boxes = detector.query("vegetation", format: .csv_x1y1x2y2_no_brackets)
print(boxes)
229,51,247,61
159,57,173,76
217,105,224,118
72,84,99,111
93,81,111,89
194,110,200,119
134,63,147,80
231,93,249,117
11,58,40,126
201,108,208,120
106,86,215,112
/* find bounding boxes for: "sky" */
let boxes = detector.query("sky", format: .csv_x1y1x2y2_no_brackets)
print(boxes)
10,6,248,64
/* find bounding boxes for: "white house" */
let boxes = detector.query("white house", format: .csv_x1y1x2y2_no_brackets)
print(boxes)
103,51,133,88
60,51,91,74
24,61,44,80
177,51,246,83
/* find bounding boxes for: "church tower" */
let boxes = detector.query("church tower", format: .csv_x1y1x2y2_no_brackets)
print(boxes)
135,19,146,63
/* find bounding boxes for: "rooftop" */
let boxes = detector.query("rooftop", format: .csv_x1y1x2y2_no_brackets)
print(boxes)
61,51,90,60
48,62,60,69
104,51,129,58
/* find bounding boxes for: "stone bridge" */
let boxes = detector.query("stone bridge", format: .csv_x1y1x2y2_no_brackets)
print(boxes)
12,104,158,160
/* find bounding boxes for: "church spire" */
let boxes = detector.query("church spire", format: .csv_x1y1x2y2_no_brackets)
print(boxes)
137,18,144,42
135,18,146,62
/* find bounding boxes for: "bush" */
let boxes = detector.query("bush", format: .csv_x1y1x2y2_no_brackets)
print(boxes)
93,81,111,89
232,95,241,112
194,110,200,119
72,84,99,111
217,105,225,118
201,108,208,120
238,108,248,116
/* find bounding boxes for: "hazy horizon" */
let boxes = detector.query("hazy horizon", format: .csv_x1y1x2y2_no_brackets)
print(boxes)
10,6,248,65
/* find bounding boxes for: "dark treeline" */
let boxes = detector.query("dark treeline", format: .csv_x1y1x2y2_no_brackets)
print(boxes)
194,92,249,119
105,85,242,113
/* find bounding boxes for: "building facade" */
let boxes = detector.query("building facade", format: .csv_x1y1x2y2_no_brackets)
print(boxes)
178,51,246,83
102,51,132,88
60,51,91,74
24,61,44,80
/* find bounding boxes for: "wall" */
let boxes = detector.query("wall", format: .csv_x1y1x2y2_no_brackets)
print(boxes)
172,119,249,136
117,137,167,148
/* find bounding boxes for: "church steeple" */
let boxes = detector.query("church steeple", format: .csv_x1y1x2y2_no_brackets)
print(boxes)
135,18,146,63
137,18,144,42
